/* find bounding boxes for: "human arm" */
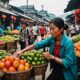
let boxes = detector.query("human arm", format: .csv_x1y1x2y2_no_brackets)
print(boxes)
43,40,76,69
13,37,52,57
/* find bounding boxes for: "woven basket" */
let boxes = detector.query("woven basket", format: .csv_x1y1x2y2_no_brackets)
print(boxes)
0,43,5,50
32,63,48,76
3,67,32,80
5,41,14,50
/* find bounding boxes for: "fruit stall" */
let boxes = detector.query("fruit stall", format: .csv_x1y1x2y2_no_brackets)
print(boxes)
0,35,19,53
0,49,48,80
71,34,80,73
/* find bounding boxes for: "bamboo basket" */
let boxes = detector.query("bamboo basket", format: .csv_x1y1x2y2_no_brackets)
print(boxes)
3,67,32,80
32,63,48,76
5,41,14,50
0,43,5,50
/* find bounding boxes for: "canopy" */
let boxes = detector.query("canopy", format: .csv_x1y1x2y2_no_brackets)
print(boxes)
64,0,80,12
0,7,17,15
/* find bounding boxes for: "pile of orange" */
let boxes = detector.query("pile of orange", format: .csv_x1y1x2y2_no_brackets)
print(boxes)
12,30,19,34
74,41,80,57
0,56,30,73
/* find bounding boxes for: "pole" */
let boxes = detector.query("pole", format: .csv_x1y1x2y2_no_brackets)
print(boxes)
42,5,44,10
27,0,28,13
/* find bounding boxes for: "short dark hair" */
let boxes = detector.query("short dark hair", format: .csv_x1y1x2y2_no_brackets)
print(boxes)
64,24,69,30
49,17,64,29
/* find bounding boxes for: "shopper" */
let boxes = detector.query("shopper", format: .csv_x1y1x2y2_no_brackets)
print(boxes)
33,24,38,41
16,24,21,31
28,25,34,45
64,24,70,36
70,24,76,37
39,24,45,39
19,22,29,50
0,27,3,36
14,17,78,80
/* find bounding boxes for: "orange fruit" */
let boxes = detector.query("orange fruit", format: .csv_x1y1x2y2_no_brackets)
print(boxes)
9,56,14,62
9,67,16,72
25,63,30,68
15,58,20,62
18,64,25,72
5,56,10,61
2,68,8,72
20,60,25,65
13,60,19,68
0,61,5,68
5,61,12,69
25,66,29,71
2,59,5,62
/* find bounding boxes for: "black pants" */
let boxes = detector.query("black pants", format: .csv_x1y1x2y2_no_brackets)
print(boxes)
41,34,44,38
46,61,65,80
19,41,26,50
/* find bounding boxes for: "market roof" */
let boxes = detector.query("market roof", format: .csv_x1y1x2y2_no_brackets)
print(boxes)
64,0,80,12
0,6,17,15
12,11,33,20
9,5,35,20
9,5,24,14
19,5,37,14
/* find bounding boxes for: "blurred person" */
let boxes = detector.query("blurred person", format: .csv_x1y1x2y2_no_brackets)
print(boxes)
39,24,45,39
64,24,70,36
33,24,38,41
70,24,76,37
28,25,34,45
16,24,21,31
19,22,29,50
0,27,3,36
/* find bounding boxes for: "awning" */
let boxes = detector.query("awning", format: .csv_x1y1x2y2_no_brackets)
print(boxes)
0,7,17,15
64,0,80,12
12,11,33,20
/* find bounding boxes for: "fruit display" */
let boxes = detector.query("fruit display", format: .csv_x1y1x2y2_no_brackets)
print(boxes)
12,35,19,41
12,30,19,34
0,41,5,45
74,41,80,57
71,34,80,43
0,50,9,59
0,35,16,42
0,56,31,73
4,30,13,35
20,50,47,66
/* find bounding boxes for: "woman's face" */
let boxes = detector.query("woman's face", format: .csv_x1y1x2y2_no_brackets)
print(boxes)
49,23,63,38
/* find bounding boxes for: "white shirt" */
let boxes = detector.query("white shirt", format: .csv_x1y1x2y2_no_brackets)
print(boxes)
33,26,37,35
76,25,79,31
70,25,76,33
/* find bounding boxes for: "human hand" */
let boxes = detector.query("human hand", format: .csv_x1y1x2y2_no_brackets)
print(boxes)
43,52,55,61
13,51,23,57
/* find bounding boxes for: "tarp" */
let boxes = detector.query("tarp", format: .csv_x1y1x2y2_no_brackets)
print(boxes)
64,0,80,12
0,7,17,15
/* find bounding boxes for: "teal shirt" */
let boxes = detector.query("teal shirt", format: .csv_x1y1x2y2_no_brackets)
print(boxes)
0,28,3,36
34,35,78,80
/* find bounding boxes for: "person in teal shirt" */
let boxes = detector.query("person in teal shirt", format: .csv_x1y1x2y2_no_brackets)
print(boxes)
0,27,3,36
14,17,78,80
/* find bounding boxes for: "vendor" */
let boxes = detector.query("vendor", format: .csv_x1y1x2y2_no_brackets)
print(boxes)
14,17,78,80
